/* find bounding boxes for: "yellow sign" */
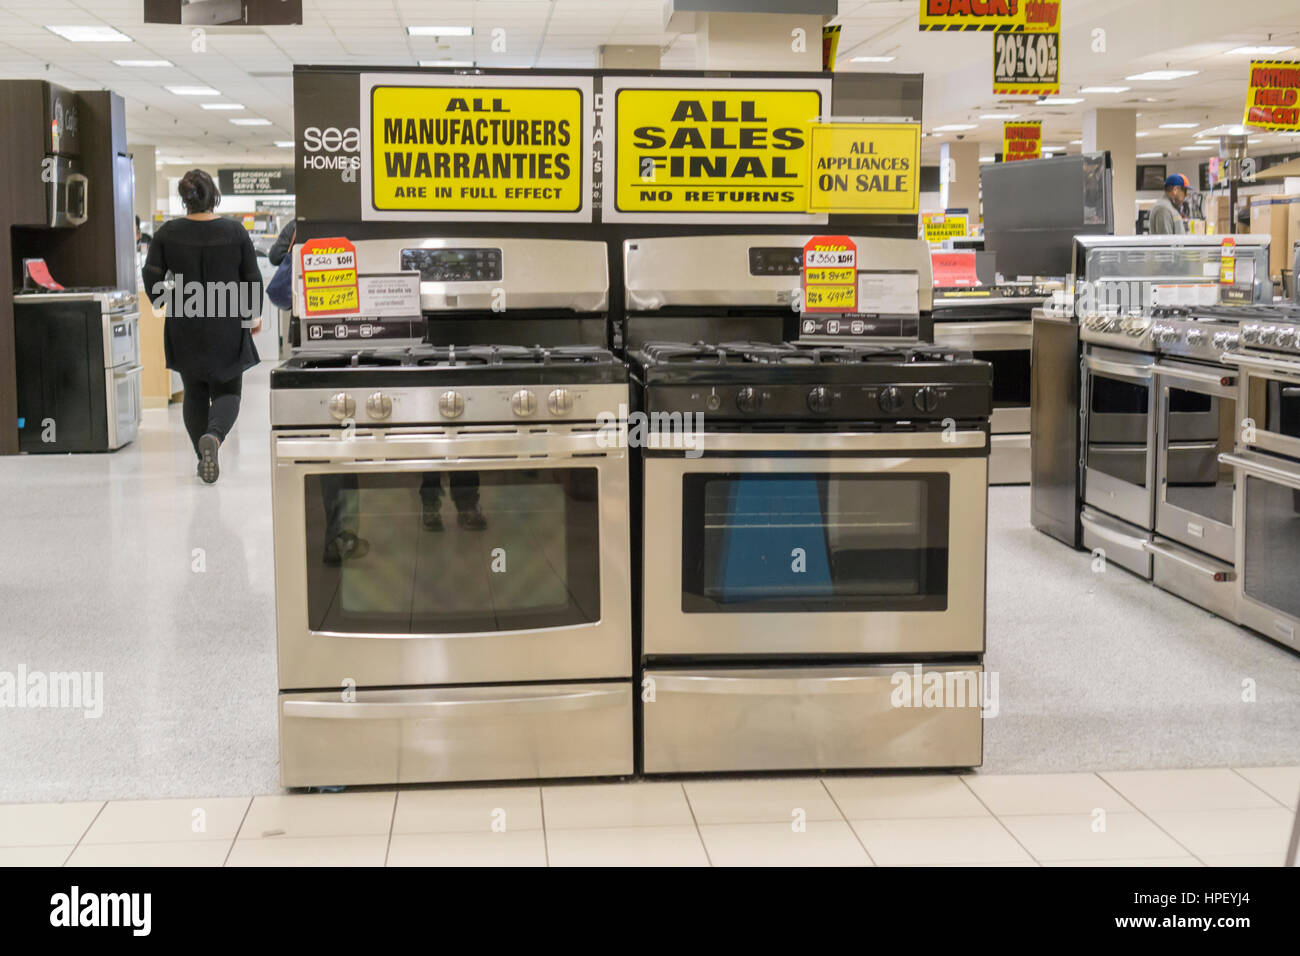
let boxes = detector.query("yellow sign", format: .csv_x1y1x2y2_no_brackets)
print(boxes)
1243,59,1300,131
922,213,969,242
822,24,842,70
369,85,585,214
806,123,920,214
305,286,360,314
1003,120,1042,161
919,0,1059,32
613,87,822,216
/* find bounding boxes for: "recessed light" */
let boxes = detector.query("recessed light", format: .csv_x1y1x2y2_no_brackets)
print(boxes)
114,59,172,68
979,155,995,162
1070,139,1083,145
230,118,271,126
1137,152,1165,158
1136,131,1152,137
166,86,220,96
1184,145,1215,151
1159,122,1199,129
851,56,896,63
46,25,131,42
1036,97,1085,105
934,124,978,131
1079,86,1130,93
419,60,474,67
980,113,1019,120
274,141,294,148
201,103,244,111
1224,45,1293,55
1042,145,1066,150
1126,70,1199,81
407,25,473,36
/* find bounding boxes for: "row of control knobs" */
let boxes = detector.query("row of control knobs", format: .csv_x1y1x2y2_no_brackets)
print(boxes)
328,389,575,421
1149,324,1242,350
1240,324,1299,349
735,386,941,415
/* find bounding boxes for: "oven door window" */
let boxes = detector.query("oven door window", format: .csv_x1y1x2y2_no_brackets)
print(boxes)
1087,374,1150,486
1164,386,1234,526
1253,380,1300,442
681,473,949,613
1242,475,1300,620
304,468,600,634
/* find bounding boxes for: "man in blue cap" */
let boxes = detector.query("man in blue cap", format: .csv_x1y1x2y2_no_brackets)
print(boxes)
1149,173,1190,234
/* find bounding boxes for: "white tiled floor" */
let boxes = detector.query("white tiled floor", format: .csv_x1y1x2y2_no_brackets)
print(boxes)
4,766,1294,867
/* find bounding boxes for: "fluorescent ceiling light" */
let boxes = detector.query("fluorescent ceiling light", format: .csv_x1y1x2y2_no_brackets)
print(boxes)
46,25,131,42
1079,86,1130,93
230,118,271,126
407,25,473,36
166,86,219,96
980,113,1019,120
114,59,172,67
1036,97,1084,105
1184,145,1214,151
979,155,995,162
934,123,977,131
1126,70,1199,81
419,60,473,67
201,103,244,110
274,141,294,148
1224,45,1293,55
851,55,896,63
1137,152,1164,158
1042,145,1065,150
1159,122,1199,129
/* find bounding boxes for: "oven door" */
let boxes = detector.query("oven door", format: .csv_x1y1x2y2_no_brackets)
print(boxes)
642,430,988,657
272,425,630,688
932,320,1032,435
1226,351,1300,462
1083,347,1156,529
1153,361,1238,561
1219,450,1300,652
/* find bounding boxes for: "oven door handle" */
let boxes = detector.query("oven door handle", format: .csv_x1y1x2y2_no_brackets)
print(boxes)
1084,355,1154,381
1080,513,1149,550
1218,451,1300,490
1150,364,1237,390
1141,539,1235,581
650,672,977,696
681,431,987,453
274,430,613,462
1221,352,1300,381
282,688,627,720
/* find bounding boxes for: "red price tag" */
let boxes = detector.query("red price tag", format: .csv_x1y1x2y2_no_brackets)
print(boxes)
299,237,360,317
802,236,858,314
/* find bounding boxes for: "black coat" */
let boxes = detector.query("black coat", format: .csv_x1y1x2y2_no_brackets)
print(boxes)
142,217,262,380
268,219,296,267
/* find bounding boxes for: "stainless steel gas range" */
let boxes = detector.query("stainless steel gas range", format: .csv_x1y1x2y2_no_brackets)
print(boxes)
631,340,992,773
271,344,633,787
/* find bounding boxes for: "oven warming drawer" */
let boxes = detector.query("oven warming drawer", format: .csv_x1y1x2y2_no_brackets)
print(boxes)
280,682,633,787
642,665,983,773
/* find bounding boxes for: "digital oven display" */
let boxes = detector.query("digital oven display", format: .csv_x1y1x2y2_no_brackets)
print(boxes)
400,247,503,283
748,247,803,276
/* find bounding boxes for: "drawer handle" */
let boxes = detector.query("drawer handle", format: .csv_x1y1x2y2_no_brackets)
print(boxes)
650,672,977,696
283,687,626,720
1081,515,1149,550
1142,540,1235,581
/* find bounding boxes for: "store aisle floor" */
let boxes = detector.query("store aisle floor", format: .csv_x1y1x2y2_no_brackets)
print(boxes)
0,366,1298,803
0,768,1294,866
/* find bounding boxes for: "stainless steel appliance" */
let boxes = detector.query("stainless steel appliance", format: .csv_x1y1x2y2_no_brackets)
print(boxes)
630,341,992,773
1219,306,1300,652
1030,307,1083,547
271,344,633,786
11,289,140,452
42,82,88,228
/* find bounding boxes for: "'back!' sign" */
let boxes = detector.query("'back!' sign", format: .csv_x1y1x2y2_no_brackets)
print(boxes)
607,78,828,223
361,75,592,222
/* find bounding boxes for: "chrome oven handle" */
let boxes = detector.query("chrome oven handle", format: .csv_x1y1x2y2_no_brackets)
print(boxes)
1080,515,1149,550
282,688,626,720
1221,352,1300,380
274,430,613,462
1084,355,1153,381
1218,451,1300,490
650,672,976,696
684,431,987,453
1141,539,1235,581
1150,364,1237,389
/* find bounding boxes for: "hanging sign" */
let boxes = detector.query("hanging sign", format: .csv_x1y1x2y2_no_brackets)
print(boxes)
993,29,1060,95
300,237,360,317
822,24,842,70
604,76,830,223
1003,120,1042,161
922,213,969,242
806,123,921,214
920,0,1060,32
802,237,858,313
359,73,593,222
1242,60,1300,131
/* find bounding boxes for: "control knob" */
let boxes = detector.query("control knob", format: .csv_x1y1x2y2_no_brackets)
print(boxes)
736,387,762,414
511,389,538,417
878,386,905,414
1241,324,1262,345
1150,324,1177,345
328,392,356,421
439,390,465,419
913,386,940,413
547,388,574,416
366,391,393,421
1275,327,1298,350
807,386,833,414
1212,331,1240,351
1259,326,1279,346
1184,329,1207,347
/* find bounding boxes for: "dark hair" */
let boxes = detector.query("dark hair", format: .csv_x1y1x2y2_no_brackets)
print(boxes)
178,169,220,214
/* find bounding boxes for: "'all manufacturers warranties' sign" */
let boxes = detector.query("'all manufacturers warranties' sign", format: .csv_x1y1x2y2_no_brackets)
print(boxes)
359,73,594,222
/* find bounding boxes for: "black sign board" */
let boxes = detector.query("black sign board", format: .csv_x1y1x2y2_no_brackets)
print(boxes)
1137,164,1167,191
218,167,295,196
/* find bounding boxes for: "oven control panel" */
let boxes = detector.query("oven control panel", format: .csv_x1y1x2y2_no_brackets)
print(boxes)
748,246,803,276
645,382,990,421
400,247,503,283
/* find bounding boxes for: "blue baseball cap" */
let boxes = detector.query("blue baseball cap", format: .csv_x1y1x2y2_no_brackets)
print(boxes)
1165,173,1190,189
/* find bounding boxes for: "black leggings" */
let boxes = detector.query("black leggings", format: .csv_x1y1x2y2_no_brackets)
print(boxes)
180,372,243,455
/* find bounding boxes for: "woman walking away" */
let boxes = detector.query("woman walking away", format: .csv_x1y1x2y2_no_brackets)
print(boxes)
142,170,262,483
